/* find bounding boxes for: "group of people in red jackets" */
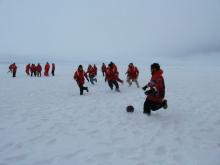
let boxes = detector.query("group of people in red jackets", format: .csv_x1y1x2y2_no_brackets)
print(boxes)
73,62,168,115
8,61,168,115
8,62,55,77
25,62,55,77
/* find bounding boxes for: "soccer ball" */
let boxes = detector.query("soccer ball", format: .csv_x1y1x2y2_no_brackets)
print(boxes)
126,105,134,112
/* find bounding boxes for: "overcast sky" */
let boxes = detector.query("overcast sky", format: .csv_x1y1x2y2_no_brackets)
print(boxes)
0,0,220,63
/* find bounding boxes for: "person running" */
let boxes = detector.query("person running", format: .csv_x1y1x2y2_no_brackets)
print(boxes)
73,65,89,95
142,63,168,116
87,64,97,85
125,63,140,88
105,62,120,92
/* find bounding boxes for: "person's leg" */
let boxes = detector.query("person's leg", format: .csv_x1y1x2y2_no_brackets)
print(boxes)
89,76,94,84
143,99,152,116
134,79,140,88
113,80,120,92
108,80,113,90
83,86,89,92
13,71,16,77
127,77,132,86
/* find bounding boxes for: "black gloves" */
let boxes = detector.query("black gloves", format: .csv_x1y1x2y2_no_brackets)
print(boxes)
142,85,148,91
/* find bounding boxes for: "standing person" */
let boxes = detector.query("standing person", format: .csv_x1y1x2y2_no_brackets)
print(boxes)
93,64,97,76
105,62,120,92
30,64,36,77
36,63,42,77
8,63,17,77
73,65,89,95
44,62,50,76
51,63,55,76
87,64,97,85
25,64,30,75
101,63,106,77
142,63,168,116
126,63,140,88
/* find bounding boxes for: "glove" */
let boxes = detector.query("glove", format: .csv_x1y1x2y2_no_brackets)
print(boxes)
142,85,147,91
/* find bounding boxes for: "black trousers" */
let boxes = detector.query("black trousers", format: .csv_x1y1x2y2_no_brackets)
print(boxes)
143,99,163,115
13,71,16,77
108,80,119,90
78,84,88,95
51,70,55,76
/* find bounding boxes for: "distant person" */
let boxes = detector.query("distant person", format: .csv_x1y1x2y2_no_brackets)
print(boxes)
25,64,30,75
36,63,42,77
101,63,106,77
125,63,140,88
30,64,36,77
142,63,168,116
51,63,55,76
105,62,120,92
87,64,97,85
73,65,89,95
8,63,17,77
44,62,50,76
93,64,97,76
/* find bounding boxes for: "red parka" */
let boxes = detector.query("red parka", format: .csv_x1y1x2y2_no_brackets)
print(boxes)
44,63,50,76
26,64,30,75
74,69,88,86
146,69,165,103
9,64,17,72
36,64,42,72
126,66,139,80
87,65,96,76
105,66,118,81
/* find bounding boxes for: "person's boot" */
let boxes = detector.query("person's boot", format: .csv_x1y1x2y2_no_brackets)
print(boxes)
115,88,120,92
163,99,168,109
86,87,89,92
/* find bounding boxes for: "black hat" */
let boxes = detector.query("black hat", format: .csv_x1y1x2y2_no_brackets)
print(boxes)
78,65,83,68
151,63,160,70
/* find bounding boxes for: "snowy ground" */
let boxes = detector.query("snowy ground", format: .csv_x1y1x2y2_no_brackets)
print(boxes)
0,62,220,165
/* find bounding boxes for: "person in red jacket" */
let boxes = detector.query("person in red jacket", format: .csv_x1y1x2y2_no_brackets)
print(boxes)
74,65,89,95
142,63,168,116
8,63,17,77
105,62,120,92
44,62,50,76
126,63,140,88
86,64,97,85
51,63,55,76
36,63,42,77
30,64,36,77
101,63,106,77
110,62,123,84
25,64,30,75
